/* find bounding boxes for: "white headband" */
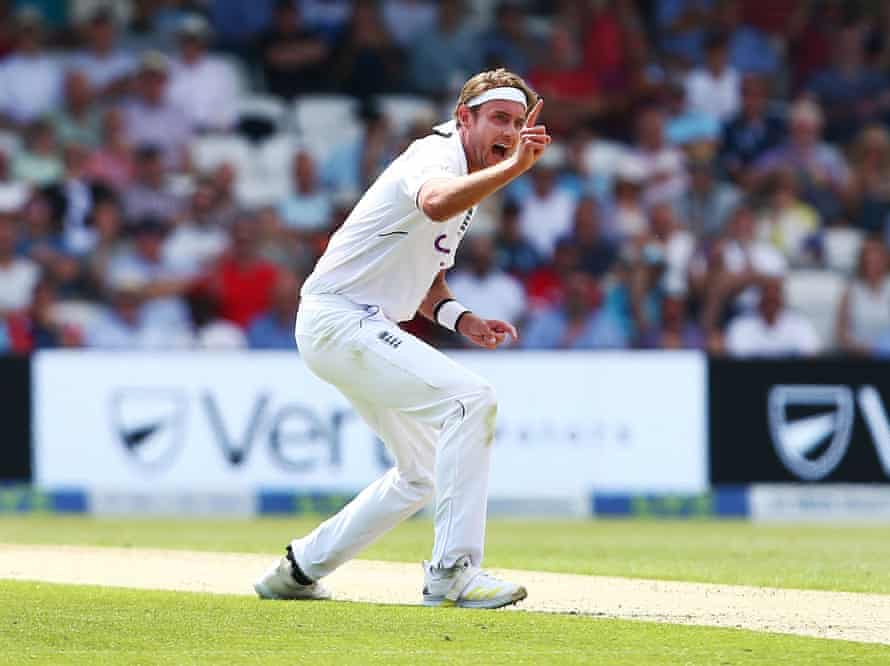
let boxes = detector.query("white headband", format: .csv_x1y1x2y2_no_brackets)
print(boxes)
465,86,527,110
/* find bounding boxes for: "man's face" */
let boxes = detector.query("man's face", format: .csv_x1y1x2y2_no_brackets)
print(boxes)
460,100,526,171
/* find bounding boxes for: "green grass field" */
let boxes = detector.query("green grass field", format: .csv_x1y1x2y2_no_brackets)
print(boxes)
2,516,889,664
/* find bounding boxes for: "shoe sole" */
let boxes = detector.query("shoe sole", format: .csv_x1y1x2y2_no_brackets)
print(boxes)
254,581,331,601
422,586,528,609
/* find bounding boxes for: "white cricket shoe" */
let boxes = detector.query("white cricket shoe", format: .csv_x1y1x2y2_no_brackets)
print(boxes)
254,546,331,601
422,555,527,609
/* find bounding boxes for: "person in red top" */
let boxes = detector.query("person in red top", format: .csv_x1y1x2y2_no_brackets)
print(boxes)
210,215,280,328
524,237,581,311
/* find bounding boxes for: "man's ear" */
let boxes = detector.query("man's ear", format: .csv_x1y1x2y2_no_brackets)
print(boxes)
456,104,473,128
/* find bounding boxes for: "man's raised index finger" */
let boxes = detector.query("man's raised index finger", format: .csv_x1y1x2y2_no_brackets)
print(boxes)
525,98,543,128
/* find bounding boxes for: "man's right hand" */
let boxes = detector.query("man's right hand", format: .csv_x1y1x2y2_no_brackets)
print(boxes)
510,99,551,174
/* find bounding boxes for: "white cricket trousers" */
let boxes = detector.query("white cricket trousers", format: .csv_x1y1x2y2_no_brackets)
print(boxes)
290,294,497,581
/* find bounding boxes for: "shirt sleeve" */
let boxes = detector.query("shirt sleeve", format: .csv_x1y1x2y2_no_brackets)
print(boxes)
398,137,461,210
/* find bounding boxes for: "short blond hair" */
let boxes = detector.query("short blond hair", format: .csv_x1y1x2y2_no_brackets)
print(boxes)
453,68,538,127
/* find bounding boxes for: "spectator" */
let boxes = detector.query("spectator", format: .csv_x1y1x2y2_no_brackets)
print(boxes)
331,0,402,98
322,102,395,201
717,0,780,76
68,8,136,98
523,271,627,349
754,99,851,225
382,0,437,49
525,238,581,311
719,74,785,182
211,0,275,52
247,270,303,349
256,0,329,99
15,190,80,294
604,157,648,241
756,169,820,265
106,217,195,332
12,120,63,186
86,281,192,349
482,0,537,75
848,124,890,234
684,31,741,124
279,150,333,233
167,14,240,132
5,277,82,350
0,213,40,313
119,0,169,54
120,51,192,169
806,26,890,145
672,156,741,239
48,70,102,149
0,8,63,126
516,149,577,259
210,215,280,328
122,145,184,225
725,276,820,357
81,197,125,299
493,199,539,277
83,108,136,191
630,107,687,205
163,178,231,271
569,196,618,278
639,291,705,349
449,234,525,329
836,238,890,356
410,0,480,97
299,0,353,41
527,25,597,105
654,0,717,67
51,144,108,257
188,289,247,349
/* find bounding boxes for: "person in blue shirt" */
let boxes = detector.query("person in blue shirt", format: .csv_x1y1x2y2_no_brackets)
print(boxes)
247,269,304,349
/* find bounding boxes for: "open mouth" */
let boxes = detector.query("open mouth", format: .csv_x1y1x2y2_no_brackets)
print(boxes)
491,143,509,160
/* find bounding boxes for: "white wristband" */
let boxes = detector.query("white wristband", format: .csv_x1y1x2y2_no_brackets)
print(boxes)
434,299,471,332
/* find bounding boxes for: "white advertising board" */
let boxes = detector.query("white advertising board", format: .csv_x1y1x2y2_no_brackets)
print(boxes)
34,350,707,498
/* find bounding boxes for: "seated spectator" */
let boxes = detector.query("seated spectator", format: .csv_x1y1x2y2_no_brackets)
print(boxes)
81,197,126,300
409,0,480,97
449,234,525,332
725,276,820,357
5,277,82,350
836,238,890,356
493,200,540,278
717,0,780,76
49,144,110,257
67,8,136,98
806,26,890,145
106,217,196,331
639,290,705,350
383,0,437,48
719,74,785,183
569,197,617,278
527,24,598,107
630,107,687,206
15,190,80,295
331,0,403,98
0,8,63,126
83,108,136,192
256,0,329,99
188,289,247,349
12,120,63,186
322,102,395,201
482,0,537,74
754,99,851,226
122,145,184,225
684,31,741,124
525,238,581,311
209,215,280,328
299,0,353,42
247,270,303,350
604,157,648,241
279,151,333,232
167,14,240,132
523,271,627,350
848,124,890,234
120,51,192,169
0,213,40,313
655,0,717,67
516,150,578,259
48,70,102,149
86,281,192,349
163,178,231,271
673,156,740,239
756,169,820,266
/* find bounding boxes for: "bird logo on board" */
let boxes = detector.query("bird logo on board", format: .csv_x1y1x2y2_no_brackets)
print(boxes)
110,388,187,474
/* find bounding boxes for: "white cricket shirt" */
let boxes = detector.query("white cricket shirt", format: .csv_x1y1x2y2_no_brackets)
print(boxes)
302,122,476,322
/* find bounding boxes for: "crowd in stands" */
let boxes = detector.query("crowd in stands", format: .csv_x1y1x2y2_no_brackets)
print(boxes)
3,0,890,358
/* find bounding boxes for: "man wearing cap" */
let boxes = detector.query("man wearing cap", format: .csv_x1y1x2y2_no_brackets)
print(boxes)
167,14,239,132
255,69,550,609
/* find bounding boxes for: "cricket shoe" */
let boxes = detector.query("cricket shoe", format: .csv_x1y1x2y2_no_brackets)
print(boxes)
254,545,331,601
422,555,527,609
